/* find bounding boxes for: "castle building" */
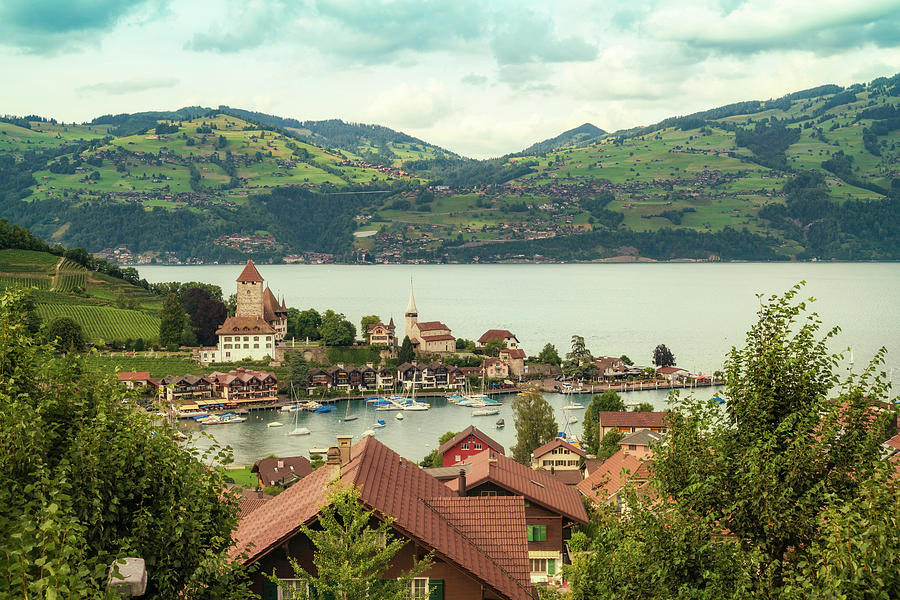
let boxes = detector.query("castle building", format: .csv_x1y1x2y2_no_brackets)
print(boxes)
404,281,455,353
204,260,288,363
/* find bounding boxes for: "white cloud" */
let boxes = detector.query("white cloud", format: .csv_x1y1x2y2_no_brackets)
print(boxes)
362,80,456,129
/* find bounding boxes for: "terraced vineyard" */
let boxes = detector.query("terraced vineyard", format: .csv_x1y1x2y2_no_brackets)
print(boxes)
0,275,51,290
35,304,160,343
55,270,87,292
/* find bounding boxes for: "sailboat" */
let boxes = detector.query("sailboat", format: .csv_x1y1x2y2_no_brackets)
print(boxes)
342,394,359,422
288,395,311,436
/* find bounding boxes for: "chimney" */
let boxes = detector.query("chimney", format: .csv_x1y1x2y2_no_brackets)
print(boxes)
277,460,284,468
457,468,467,497
337,435,353,466
326,447,341,466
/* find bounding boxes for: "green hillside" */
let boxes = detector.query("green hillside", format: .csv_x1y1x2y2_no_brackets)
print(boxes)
0,72,897,262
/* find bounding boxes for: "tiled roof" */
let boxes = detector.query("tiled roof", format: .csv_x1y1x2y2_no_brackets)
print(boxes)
216,316,276,335
424,496,531,590
449,450,588,525
262,287,284,322
619,430,664,447
416,321,451,332
532,438,587,460
421,334,456,342
117,371,151,381
423,464,473,481
236,488,272,519
656,366,687,375
232,438,534,600
438,425,506,457
885,433,900,451
236,259,264,282
478,329,518,344
251,456,313,487
576,450,649,502
547,469,586,486
597,411,669,429
583,459,604,475
501,348,527,359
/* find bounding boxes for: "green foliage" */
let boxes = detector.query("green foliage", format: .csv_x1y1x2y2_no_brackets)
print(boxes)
582,391,625,455
420,431,458,468
652,343,675,367
35,304,160,344
159,293,188,347
318,309,356,346
397,336,414,363
565,335,596,379
482,337,507,357
619,354,633,366
325,345,380,367
634,402,654,413
288,308,322,341
284,351,311,390
43,315,85,351
181,285,227,346
511,388,559,464
0,289,251,599
270,485,431,600
537,343,562,366
360,314,380,342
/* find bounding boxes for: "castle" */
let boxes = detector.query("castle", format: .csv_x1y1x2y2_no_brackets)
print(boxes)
200,260,287,363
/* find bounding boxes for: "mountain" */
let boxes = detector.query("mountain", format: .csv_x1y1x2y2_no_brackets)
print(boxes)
520,123,606,155
0,72,898,263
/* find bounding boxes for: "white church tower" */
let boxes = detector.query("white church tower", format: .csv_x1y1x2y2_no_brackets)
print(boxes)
404,279,418,343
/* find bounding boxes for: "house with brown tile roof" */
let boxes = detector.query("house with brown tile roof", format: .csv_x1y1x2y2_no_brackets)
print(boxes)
251,456,312,488
443,450,588,585
499,348,527,378
478,329,520,348
619,429,664,460
576,449,652,511
438,425,505,467
232,436,535,600
596,411,670,437
235,487,272,519
116,371,152,389
531,439,586,486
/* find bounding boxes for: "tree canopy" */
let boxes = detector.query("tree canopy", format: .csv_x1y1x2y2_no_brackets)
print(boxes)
511,388,559,464
652,343,675,367
537,343,562,365
318,310,356,346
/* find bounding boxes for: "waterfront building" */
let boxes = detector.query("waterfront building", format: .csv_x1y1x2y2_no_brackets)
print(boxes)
656,366,689,383
530,439,587,486
442,450,589,585
231,436,534,600
478,329,520,349
592,356,629,380
437,425,506,467
404,281,456,353
595,411,669,438
158,374,214,404
483,357,510,380
159,368,278,406
499,348,526,378
251,456,312,488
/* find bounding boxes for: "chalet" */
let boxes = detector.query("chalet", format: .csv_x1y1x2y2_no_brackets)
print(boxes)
309,368,331,388
327,365,351,390
397,362,423,389
656,366,689,383
618,429,664,460
531,439,586,486
499,348,527,378
442,450,589,585
209,368,279,404
358,365,378,390
438,425,505,467
251,456,312,488
478,329,520,349
158,374,214,404
231,436,534,600
116,371,153,389
576,450,652,512
404,282,456,353
367,318,396,347
595,411,669,437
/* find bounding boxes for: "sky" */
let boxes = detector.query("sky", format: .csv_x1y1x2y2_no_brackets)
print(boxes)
1,0,898,158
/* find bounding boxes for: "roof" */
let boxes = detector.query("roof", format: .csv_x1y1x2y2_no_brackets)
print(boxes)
479,329,519,344
236,259,264,283
619,429,664,447
232,438,534,600
500,348,527,360
597,411,669,429
251,456,313,487
416,321,451,332
438,425,506,457
216,316,276,335
262,287,285,322
406,280,418,315
532,438,587,460
885,433,900,451
575,450,648,502
656,366,687,375
236,488,272,519
547,469,586,486
424,463,473,481
117,371,151,381
449,450,588,525
583,459,604,475
421,334,455,342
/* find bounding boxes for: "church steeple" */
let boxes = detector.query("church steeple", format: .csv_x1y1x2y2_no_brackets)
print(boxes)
405,279,418,317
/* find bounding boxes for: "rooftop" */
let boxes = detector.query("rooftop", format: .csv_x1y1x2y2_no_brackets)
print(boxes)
438,425,506,457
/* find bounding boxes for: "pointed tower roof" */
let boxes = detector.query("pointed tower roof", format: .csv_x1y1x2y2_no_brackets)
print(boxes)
236,259,263,283
280,295,287,311
405,279,418,316
388,316,395,327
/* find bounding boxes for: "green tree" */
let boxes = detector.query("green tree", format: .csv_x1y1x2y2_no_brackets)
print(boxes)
419,431,458,468
318,310,356,346
284,351,311,390
619,354,633,366
21,289,42,335
634,402,654,412
43,315,85,351
181,286,227,346
360,315,381,343
511,388,559,464
652,343,675,367
397,336,414,363
595,431,625,460
288,308,322,341
225,293,237,316
565,335,594,379
159,292,188,347
483,337,507,357
268,485,431,600
581,391,625,455
0,289,251,599
537,343,562,365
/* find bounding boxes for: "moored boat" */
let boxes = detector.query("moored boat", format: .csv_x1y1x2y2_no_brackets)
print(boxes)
472,408,500,416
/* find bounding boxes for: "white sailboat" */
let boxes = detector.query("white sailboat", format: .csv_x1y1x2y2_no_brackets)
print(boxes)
288,396,311,436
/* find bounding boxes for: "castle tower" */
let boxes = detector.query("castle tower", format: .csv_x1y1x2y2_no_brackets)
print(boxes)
404,279,418,342
235,259,264,319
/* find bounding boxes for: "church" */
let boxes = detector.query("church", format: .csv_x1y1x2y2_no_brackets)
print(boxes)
404,281,456,353
200,260,288,363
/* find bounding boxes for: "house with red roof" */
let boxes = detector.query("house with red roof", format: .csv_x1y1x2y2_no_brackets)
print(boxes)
251,455,312,488
367,318,396,347
438,425,506,467
618,429,664,460
116,371,153,389
499,348,527,378
576,449,653,512
208,368,279,403
442,450,589,584
656,366,689,382
530,439,586,486
478,329,520,349
403,281,456,353
231,436,535,600
596,411,670,437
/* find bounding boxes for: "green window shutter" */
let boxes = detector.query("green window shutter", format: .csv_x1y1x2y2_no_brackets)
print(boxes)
526,526,534,542
262,580,278,600
537,525,547,541
429,579,444,600
547,559,556,575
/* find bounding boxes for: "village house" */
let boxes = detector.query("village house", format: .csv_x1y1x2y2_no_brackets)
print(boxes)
478,329,520,349
618,429,664,460
231,436,534,600
499,348,527,378
530,439,587,486
595,411,669,437
437,425,506,467
404,282,456,353
441,450,588,585
576,450,653,512
251,456,312,488
483,357,510,380
208,368,279,404
116,371,153,389
367,318,396,347
157,374,214,405
656,366,689,383
592,356,629,380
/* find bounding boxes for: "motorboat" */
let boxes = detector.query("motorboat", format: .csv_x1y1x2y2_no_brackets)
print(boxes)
472,408,500,416
288,427,311,436
267,421,284,428
372,419,387,428
401,401,430,411
563,403,584,410
496,418,505,428
281,405,301,412
395,413,405,420
343,415,359,421
308,446,328,457
314,405,337,413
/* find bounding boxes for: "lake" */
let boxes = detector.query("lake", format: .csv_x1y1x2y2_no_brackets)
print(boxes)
137,262,900,463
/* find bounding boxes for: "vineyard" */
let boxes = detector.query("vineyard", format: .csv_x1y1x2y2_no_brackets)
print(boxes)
55,270,87,292
35,304,160,343
0,275,51,290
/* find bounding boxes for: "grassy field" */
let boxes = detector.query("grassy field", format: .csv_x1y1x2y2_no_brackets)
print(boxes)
36,304,161,343
220,465,257,487
83,353,290,381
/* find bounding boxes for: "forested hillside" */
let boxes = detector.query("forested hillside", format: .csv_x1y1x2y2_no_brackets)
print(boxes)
0,72,897,263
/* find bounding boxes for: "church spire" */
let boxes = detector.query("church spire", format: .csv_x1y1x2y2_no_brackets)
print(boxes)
405,278,418,316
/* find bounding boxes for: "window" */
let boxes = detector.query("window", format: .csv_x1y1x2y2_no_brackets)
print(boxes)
629,444,637,451
225,352,231,357
454,455,461,462
526,525,547,542
529,559,556,574
474,442,482,450
224,336,231,342
409,578,428,600
254,344,260,349
244,344,250,349
224,344,231,349
243,336,249,341
479,490,498,497
461,443,469,450
275,578,306,599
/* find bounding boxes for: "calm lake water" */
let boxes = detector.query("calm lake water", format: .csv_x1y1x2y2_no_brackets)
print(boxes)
137,262,900,464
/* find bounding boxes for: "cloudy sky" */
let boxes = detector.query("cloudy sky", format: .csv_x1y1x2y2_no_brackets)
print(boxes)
1,0,898,157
